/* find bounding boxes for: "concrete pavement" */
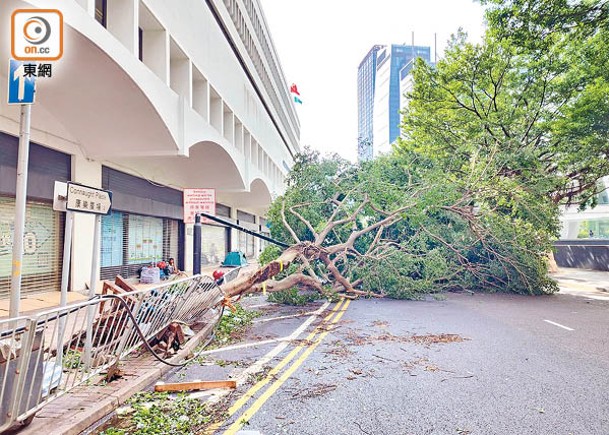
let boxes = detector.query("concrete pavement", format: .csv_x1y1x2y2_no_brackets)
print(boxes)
552,267,609,300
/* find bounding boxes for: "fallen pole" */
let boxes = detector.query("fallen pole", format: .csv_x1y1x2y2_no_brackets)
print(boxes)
199,212,289,249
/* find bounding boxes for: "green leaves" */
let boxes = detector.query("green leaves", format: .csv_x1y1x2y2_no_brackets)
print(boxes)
266,2,609,296
102,392,211,434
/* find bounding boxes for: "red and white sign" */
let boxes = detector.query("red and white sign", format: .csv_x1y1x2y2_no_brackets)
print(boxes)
183,188,215,224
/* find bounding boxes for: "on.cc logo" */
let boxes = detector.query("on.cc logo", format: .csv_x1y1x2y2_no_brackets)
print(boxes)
11,9,63,61
23,16,52,45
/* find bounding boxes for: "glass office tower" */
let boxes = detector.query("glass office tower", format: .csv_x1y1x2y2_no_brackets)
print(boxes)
358,44,431,160
357,45,383,162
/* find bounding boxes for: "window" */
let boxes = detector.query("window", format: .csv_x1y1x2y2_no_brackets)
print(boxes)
95,0,107,27
138,27,143,61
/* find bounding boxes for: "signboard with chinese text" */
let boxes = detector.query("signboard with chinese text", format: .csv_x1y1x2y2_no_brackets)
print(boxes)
66,182,112,215
183,188,215,224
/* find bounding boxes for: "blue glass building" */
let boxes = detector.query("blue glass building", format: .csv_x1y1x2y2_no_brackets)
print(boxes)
386,45,430,146
357,44,431,161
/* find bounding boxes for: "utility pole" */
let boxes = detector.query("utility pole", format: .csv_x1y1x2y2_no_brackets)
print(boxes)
10,104,32,318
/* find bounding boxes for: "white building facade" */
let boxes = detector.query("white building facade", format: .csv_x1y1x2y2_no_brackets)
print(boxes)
372,47,391,157
0,0,300,297
559,177,609,239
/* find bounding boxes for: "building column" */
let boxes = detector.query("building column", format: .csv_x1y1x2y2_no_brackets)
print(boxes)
107,0,139,55
230,207,239,252
184,223,194,274
70,156,101,292
254,215,261,258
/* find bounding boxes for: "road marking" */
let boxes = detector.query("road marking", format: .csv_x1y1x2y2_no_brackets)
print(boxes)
197,337,290,355
192,301,331,402
222,299,351,435
253,310,321,323
197,302,331,356
543,319,574,331
202,300,343,431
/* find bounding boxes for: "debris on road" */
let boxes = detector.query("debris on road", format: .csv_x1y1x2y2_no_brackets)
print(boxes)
440,374,475,382
372,354,398,363
342,329,469,347
290,383,337,400
371,320,389,328
154,380,237,392
409,333,468,346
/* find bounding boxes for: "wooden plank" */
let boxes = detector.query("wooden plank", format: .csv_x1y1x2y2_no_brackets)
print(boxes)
154,380,237,392
115,275,138,293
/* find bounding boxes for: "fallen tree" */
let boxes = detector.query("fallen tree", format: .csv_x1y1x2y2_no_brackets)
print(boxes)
223,192,416,300
219,149,559,300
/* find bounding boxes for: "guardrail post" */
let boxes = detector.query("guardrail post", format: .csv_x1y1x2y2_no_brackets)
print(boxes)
112,295,145,364
9,319,37,426
84,215,102,370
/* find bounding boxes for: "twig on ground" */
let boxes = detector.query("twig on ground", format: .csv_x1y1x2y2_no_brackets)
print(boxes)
440,374,474,382
354,422,373,435
372,354,398,363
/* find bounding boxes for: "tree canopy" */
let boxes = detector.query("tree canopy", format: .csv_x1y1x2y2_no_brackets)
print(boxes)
225,1,608,300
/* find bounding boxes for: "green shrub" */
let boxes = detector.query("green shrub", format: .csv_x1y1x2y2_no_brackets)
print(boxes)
258,245,282,266
101,392,210,434
213,303,262,345
267,288,319,306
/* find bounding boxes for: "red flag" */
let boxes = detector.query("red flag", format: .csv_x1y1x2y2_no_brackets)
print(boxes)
290,83,300,96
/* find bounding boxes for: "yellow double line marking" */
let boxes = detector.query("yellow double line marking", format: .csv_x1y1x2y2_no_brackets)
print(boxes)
206,299,350,434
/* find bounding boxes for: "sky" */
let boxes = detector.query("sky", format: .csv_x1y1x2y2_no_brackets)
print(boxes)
258,0,487,162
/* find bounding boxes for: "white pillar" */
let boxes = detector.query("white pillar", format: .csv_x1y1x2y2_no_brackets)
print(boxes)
230,207,239,252
71,156,101,291
184,223,194,273
107,0,139,55
254,215,261,258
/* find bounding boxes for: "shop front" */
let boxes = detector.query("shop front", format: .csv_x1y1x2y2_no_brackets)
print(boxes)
237,210,256,258
100,167,183,280
0,132,70,297
200,203,231,267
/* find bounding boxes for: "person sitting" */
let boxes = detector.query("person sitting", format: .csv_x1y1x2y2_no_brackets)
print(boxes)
167,258,180,275
157,260,168,280
212,269,225,285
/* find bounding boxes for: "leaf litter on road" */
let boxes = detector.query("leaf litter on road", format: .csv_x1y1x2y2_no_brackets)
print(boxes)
290,383,337,400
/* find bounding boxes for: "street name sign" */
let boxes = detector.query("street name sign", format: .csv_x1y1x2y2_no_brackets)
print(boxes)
184,188,215,224
7,59,36,104
66,182,112,215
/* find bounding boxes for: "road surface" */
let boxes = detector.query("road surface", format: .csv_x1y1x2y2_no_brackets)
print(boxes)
162,286,609,435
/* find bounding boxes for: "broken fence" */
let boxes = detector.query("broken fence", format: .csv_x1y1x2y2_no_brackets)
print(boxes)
0,274,226,432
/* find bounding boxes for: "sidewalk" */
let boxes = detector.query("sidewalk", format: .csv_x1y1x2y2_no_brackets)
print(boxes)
0,264,240,319
552,267,609,299
15,318,218,435
0,292,88,318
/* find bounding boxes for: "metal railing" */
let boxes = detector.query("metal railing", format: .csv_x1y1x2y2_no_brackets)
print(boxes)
0,274,226,432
